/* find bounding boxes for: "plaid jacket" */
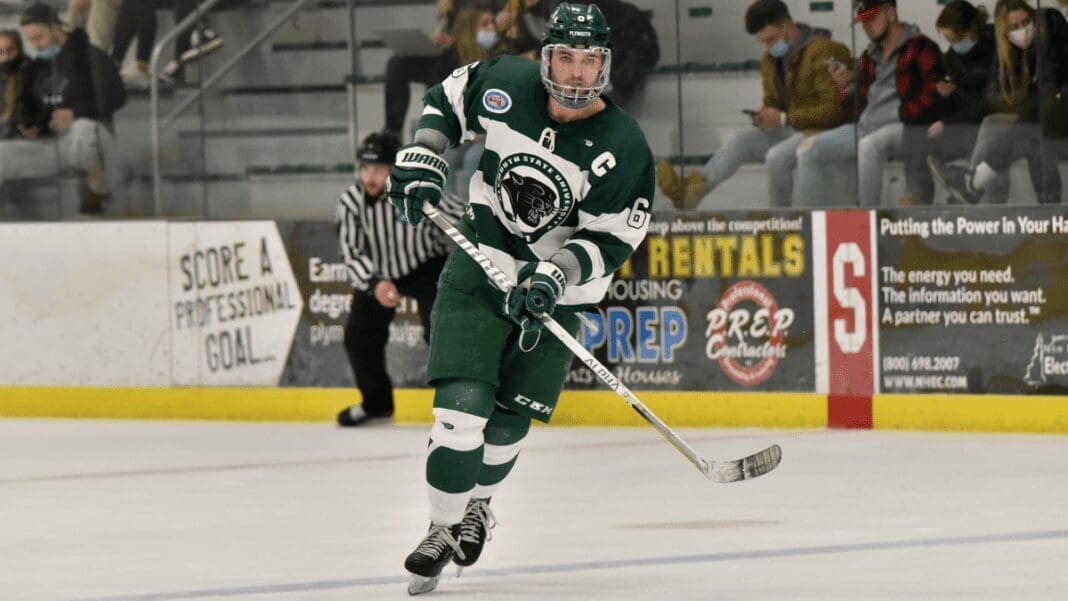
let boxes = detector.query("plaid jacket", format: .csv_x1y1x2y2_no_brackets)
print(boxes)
848,33,945,124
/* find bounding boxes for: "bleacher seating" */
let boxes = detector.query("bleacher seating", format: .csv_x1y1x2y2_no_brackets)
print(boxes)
1,0,1064,220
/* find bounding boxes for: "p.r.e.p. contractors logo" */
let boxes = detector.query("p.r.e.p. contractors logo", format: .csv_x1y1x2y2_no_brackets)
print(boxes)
1024,333,1068,386
705,281,795,386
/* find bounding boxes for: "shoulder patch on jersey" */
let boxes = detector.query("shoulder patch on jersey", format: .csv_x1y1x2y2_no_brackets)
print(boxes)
482,88,512,114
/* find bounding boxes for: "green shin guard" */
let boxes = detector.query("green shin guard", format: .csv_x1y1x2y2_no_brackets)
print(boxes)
425,380,497,517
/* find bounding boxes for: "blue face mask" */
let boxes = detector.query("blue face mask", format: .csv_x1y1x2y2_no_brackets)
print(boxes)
37,43,60,60
768,38,790,58
950,38,976,55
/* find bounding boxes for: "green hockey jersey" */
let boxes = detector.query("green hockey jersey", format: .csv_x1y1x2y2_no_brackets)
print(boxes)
418,55,654,308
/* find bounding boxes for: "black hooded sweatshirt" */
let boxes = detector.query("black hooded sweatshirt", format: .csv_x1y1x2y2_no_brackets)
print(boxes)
18,27,125,135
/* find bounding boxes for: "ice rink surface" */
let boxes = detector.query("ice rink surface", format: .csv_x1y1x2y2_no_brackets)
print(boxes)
2,418,1067,601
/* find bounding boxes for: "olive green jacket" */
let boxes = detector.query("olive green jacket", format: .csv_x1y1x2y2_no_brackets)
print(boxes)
760,24,852,134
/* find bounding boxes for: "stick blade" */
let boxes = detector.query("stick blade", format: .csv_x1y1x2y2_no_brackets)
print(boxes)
705,444,782,483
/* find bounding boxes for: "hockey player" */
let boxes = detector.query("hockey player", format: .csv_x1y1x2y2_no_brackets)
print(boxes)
386,2,655,595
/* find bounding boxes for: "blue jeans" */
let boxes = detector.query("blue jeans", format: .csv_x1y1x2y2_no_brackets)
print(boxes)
699,126,802,207
796,122,903,207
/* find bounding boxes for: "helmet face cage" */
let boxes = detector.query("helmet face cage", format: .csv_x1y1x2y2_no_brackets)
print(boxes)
540,3,612,109
540,44,612,109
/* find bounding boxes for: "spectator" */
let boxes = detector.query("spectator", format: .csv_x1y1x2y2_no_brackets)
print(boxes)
111,0,157,88
382,3,505,139
66,0,122,53
656,0,850,209
930,0,1068,204
335,132,466,427
794,0,945,207
65,0,89,29
906,0,996,205
175,2,226,64
5,2,126,214
0,30,27,139
107,1,226,86
435,0,507,45
496,0,551,58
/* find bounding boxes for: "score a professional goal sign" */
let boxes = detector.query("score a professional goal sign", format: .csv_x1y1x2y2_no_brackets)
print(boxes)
876,207,1068,394
567,212,816,392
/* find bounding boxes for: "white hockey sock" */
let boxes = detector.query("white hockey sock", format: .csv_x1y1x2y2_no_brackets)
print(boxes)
426,408,488,525
470,440,523,499
428,489,472,526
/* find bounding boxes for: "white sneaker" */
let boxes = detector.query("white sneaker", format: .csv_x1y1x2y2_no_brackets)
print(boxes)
121,64,173,90
121,66,150,90
180,27,224,63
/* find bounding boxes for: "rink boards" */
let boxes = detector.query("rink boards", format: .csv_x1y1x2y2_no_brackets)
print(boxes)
2,208,1067,432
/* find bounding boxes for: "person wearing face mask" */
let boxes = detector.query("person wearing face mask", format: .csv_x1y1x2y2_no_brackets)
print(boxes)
656,0,850,209
0,30,27,140
496,0,549,58
903,1,998,205
6,2,125,215
794,0,946,208
382,4,505,140
930,0,1068,204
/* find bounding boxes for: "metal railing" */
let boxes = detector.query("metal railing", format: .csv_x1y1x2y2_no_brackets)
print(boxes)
149,0,320,215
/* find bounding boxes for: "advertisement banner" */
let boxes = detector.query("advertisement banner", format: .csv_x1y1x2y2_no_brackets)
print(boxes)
168,222,303,386
814,210,877,428
567,212,815,391
876,207,1068,394
275,222,430,388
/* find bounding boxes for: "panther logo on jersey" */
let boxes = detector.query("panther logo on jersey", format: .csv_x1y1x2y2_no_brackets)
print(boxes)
500,172,554,227
495,153,575,241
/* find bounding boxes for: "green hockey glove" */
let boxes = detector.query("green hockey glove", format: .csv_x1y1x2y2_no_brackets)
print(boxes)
387,143,449,225
503,261,566,351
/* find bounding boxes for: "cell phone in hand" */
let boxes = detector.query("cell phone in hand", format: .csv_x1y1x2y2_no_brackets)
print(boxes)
742,109,758,116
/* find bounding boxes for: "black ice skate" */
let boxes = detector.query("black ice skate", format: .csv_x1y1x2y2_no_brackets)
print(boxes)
405,523,464,595
453,497,496,576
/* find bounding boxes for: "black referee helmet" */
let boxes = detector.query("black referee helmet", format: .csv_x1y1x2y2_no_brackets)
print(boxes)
357,132,401,165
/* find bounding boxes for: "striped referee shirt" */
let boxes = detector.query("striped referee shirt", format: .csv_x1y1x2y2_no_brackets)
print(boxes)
335,183,466,292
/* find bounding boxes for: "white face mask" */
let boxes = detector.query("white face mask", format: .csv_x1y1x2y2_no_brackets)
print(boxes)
1008,22,1036,49
475,29,498,50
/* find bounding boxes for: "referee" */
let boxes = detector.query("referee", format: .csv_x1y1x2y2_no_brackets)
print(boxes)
336,132,464,427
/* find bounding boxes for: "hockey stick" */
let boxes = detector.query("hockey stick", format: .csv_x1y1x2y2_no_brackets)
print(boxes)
421,204,781,483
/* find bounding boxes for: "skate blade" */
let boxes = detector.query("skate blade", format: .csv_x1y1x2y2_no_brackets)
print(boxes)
408,575,441,596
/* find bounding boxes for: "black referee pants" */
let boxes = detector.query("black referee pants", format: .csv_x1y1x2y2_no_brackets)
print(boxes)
343,256,447,416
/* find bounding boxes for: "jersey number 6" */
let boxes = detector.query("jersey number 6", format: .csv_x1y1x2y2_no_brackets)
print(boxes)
628,198,650,229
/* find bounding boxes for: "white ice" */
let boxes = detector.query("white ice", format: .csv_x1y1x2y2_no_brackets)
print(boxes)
2,418,1066,601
